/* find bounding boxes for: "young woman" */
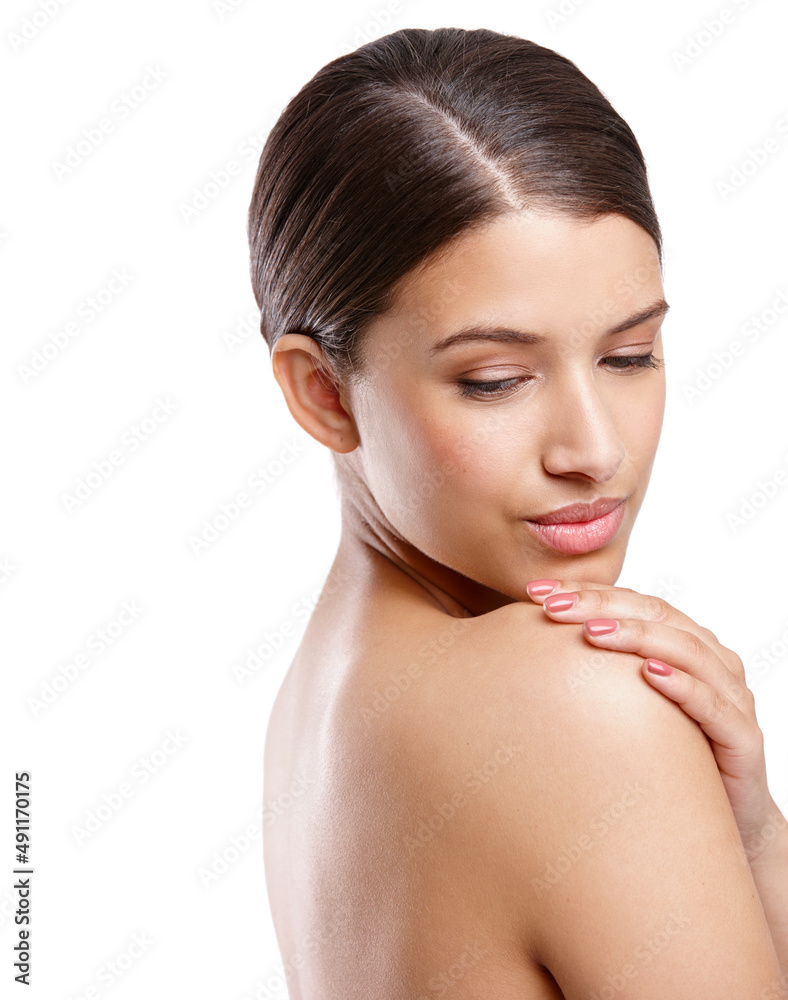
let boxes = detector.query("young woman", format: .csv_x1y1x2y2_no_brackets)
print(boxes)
248,27,788,998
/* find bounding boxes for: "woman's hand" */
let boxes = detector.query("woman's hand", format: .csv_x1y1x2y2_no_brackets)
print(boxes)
525,578,784,865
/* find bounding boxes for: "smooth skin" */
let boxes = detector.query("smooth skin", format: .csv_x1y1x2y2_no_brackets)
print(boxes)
529,575,788,972
267,208,788,997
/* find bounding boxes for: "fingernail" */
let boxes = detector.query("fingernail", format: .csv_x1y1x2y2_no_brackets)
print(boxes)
646,659,673,676
585,618,619,637
544,592,578,613
527,580,559,597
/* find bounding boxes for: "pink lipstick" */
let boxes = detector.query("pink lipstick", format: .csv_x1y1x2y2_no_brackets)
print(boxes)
523,496,627,555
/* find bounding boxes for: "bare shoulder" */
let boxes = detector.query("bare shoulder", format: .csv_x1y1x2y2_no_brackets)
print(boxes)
367,600,783,994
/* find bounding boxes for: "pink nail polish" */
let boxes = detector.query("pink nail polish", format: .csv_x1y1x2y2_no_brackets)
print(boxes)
544,592,578,612
527,579,558,597
646,659,673,676
585,618,619,637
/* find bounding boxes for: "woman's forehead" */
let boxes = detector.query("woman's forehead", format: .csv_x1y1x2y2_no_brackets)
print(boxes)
364,211,664,354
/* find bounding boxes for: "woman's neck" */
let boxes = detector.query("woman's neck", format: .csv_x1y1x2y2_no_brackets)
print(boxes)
335,472,518,619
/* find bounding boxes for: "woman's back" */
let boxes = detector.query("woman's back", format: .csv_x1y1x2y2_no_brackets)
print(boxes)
263,555,783,999
250,25,785,997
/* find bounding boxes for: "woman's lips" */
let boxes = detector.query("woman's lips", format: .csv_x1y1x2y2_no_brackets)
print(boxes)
523,500,626,554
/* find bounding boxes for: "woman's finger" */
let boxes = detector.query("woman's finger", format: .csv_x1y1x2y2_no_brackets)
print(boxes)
639,657,748,750
527,579,744,681
579,616,745,705
526,581,773,860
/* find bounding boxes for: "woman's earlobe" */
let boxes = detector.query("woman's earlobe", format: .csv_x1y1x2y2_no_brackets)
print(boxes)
271,333,360,454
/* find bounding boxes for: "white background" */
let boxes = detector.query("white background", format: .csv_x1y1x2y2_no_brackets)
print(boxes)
3,0,787,996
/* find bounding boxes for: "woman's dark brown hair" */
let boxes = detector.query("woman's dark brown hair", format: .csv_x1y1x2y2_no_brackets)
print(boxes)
247,26,662,383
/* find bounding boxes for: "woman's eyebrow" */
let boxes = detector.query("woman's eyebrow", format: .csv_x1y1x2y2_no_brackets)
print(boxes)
428,299,670,355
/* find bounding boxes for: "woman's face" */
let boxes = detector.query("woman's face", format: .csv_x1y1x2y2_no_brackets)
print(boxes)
343,209,667,603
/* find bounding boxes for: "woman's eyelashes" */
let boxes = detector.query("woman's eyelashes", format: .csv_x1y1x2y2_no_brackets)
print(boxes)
455,353,665,400
457,376,524,399
604,353,664,373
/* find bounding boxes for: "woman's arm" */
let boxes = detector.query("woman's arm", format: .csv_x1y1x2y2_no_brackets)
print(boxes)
528,577,788,977
483,608,784,996
747,800,788,974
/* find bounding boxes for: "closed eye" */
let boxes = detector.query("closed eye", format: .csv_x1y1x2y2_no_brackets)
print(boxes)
456,353,665,399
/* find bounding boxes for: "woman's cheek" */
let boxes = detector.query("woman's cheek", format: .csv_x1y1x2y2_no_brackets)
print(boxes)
431,423,515,507
620,381,665,468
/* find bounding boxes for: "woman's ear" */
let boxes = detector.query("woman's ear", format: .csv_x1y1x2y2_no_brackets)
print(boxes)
271,334,360,454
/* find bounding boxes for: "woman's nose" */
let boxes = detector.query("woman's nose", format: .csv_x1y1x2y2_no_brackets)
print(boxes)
539,378,626,483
